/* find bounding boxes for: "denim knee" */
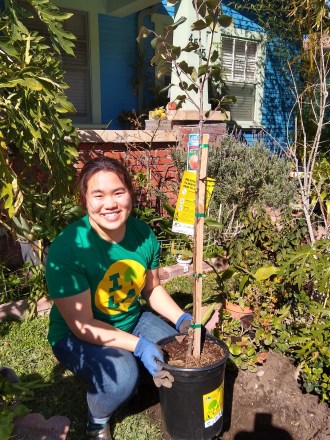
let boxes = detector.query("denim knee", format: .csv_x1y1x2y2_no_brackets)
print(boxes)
87,347,140,423
132,311,177,343
53,335,140,423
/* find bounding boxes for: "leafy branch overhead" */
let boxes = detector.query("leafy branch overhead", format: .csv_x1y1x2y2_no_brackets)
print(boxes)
0,0,79,239
137,0,234,116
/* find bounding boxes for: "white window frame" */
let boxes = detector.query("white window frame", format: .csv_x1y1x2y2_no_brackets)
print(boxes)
151,13,173,89
220,27,267,128
6,0,104,126
55,0,102,127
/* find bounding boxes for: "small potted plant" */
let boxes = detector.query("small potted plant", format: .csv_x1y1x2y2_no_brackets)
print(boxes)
176,251,193,266
145,106,172,130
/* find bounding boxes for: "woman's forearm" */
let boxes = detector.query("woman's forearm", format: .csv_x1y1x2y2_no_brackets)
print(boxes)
71,319,139,352
145,284,184,325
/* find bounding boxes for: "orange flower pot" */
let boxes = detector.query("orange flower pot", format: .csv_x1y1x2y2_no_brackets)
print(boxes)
167,101,177,110
224,301,253,320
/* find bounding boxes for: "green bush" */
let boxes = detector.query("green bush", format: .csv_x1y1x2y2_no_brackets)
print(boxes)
206,135,297,216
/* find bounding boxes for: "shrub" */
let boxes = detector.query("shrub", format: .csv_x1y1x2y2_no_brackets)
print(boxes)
206,135,297,217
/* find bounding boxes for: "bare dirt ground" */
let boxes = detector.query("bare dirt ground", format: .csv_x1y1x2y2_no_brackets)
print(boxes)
132,351,330,440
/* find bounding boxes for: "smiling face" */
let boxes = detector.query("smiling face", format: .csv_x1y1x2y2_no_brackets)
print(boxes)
86,170,132,243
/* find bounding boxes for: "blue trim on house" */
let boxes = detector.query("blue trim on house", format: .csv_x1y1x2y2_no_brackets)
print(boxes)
222,2,296,146
222,4,263,32
161,0,175,16
261,39,296,149
99,13,138,129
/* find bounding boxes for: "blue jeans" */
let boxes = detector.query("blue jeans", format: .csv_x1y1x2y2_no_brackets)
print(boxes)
52,311,177,425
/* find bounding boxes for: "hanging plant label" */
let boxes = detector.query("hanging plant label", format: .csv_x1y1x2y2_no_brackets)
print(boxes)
172,171,215,235
187,133,200,171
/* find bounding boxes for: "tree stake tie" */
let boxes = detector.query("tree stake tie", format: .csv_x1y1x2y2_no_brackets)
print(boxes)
192,273,203,278
190,323,202,329
199,143,209,149
195,213,205,217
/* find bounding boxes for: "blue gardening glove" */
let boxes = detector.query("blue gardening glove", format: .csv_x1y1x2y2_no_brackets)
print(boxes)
175,312,193,334
134,336,164,376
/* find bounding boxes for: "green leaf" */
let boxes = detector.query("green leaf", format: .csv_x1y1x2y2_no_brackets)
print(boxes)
65,146,79,158
238,297,245,309
182,42,199,52
162,203,175,218
230,345,242,356
206,0,221,8
167,16,187,31
0,38,19,57
178,61,195,75
136,26,151,43
150,37,158,49
247,347,256,356
171,46,181,59
191,67,198,81
210,50,219,63
218,14,233,28
191,19,208,31
176,95,187,101
16,78,43,91
198,64,208,77
202,303,216,325
239,274,250,293
205,219,222,228
254,266,278,281
156,65,172,78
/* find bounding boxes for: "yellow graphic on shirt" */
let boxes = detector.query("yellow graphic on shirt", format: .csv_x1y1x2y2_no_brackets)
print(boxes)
95,259,146,315
203,384,224,428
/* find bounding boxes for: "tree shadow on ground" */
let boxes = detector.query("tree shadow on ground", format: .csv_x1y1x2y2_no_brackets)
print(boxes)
20,365,87,440
233,413,293,440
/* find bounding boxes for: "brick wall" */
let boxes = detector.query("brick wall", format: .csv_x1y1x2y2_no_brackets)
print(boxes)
77,124,226,208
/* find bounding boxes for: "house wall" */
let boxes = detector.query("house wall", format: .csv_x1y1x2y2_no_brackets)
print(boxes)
222,3,296,146
99,13,139,129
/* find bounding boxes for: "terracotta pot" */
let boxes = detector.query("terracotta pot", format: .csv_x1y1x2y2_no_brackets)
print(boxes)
224,301,253,320
167,101,177,110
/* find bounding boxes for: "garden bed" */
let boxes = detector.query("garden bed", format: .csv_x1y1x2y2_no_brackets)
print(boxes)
133,351,330,440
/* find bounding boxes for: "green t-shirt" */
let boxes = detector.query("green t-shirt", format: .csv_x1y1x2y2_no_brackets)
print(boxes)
46,215,160,346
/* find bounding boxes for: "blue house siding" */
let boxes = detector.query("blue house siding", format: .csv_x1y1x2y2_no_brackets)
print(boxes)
222,3,295,145
161,0,175,16
261,40,296,147
99,13,138,129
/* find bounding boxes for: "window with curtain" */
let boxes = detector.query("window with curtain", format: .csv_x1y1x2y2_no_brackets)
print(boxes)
222,37,258,121
17,2,91,124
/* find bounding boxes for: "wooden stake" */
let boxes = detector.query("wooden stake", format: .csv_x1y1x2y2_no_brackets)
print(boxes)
192,133,209,358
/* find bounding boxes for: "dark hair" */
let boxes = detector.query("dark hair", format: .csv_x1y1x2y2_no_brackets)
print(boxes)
78,157,134,207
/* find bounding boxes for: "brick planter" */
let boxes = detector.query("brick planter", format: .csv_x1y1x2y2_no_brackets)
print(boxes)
145,119,172,130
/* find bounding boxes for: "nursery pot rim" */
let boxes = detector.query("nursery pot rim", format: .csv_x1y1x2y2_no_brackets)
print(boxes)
158,334,229,373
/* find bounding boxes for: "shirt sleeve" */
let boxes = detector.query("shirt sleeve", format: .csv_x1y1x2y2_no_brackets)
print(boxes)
45,235,90,298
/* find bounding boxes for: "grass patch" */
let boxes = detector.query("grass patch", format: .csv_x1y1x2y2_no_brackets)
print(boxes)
0,316,164,439
0,273,219,439
163,272,219,309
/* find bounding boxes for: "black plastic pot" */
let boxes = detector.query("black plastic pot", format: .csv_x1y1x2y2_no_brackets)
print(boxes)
158,335,229,440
